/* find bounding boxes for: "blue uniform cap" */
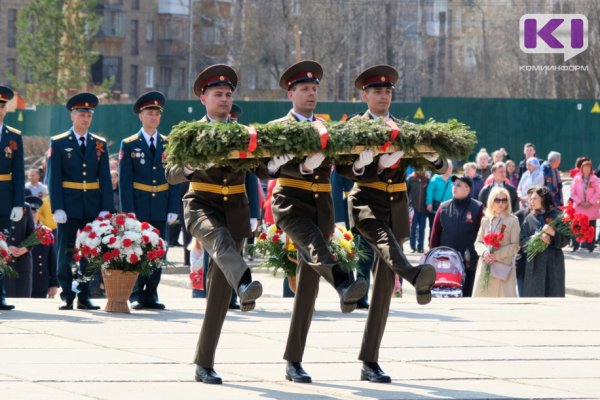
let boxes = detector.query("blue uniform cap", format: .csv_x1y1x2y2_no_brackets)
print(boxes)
133,91,166,114
0,85,15,103
66,92,99,113
25,196,44,211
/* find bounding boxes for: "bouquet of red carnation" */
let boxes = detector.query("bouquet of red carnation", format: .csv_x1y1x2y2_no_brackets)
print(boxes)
481,230,505,290
18,225,55,249
0,232,18,278
524,201,595,262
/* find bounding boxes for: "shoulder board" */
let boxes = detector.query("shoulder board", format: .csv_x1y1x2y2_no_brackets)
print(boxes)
268,116,291,124
90,133,106,142
6,126,21,135
51,131,71,141
123,133,140,143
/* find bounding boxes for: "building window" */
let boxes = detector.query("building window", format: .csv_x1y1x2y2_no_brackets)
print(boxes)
7,59,17,77
8,9,18,48
130,65,138,98
146,21,154,42
131,20,139,55
100,9,125,37
159,67,172,87
104,56,122,91
145,66,154,88
175,68,186,89
132,0,140,10
201,25,223,45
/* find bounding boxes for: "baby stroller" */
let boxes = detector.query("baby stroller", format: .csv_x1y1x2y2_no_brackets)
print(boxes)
419,246,466,298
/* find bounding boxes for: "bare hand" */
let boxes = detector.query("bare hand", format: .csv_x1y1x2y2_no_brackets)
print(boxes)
47,286,58,298
541,232,552,244
8,246,28,257
542,224,555,236
426,204,433,212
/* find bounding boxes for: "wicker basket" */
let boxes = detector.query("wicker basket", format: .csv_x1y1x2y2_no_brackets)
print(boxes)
288,275,297,293
102,269,139,313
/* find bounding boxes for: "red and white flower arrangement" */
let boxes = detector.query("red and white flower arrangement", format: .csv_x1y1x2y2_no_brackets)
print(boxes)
74,213,167,278
0,232,17,278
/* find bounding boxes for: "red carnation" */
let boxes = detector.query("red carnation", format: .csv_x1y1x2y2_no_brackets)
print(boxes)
276,229,283,234
0,249,8,258
122,238,133,248
153,228,160,235
102,253,113,262
344,233,352,241
104,213,113,219
111,248,120,257
88,232,97,239
116,216,126,226
81,246,91,257
272,234,280,243
127,213,136,219
141,222,150,230
83,225,92,232
91,248,99,257
259,232,267,240
112,228,119,234
142,235,150,244
73,253,82,262
130,253,140,263
109,237,117,245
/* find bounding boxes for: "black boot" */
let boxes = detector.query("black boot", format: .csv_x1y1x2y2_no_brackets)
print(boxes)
237,269,262,312
333,266,368,313
285,361,312,383
361,362,391,383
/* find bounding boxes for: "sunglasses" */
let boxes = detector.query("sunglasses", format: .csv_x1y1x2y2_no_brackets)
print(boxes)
494,198,508,203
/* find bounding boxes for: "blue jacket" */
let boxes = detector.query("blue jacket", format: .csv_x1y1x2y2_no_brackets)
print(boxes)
0,125,25,216
541,161,563,206
425,174,453,207
47,130,113,219
118,131,180,222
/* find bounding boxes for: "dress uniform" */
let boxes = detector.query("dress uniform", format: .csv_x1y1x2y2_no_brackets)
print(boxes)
4,204,34,298
165,64,269,384
268,61,369,383
0,85,24,310
119,91,180,309
47,93,112,310
343,65,447,383
25,196,58,298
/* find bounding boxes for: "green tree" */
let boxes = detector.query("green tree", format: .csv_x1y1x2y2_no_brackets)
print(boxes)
13,0,111,104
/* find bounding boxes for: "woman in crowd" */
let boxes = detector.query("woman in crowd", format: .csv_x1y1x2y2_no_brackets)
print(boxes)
476,149,492,181
569,158,600,252
517,157,544,207
520,186,568,297
506,160,519,188
473,187,520,297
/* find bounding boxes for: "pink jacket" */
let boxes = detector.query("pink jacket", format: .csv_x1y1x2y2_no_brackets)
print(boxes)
570,173,600,220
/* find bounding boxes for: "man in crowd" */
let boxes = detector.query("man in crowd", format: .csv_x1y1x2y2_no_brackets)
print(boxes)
430,175,484,297
26,168,48,199
0,85,24,311
119,91,180,310
542,151,563,207
479,162,519,212
47,92,113,310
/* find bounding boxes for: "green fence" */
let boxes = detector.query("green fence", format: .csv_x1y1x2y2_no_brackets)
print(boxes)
5,98,599,168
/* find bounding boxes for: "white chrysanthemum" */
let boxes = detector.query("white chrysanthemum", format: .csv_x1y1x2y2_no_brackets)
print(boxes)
125,218,142,232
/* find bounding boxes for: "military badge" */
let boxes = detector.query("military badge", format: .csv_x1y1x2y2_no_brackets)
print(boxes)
95,141,104,159
65,148,73,159
3,146,11,159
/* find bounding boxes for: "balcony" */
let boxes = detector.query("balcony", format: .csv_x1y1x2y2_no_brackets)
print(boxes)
157,39,188,58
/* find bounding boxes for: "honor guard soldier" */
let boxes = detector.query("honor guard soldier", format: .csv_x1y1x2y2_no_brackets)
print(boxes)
267,61,373,383
344,65,447,383
48,93,112,310
26,196,58,299
119,91,179,310
0,85,24,310
165,64,269,384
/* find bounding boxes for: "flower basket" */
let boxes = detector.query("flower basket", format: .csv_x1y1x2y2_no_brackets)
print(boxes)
0,232,17,278
74,213,168,313
102,269,139,313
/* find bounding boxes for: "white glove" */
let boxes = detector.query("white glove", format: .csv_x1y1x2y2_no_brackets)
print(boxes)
249,218,258,232
353,149,374,171
302,153,325,172
10,207,23,222
204,162,215,169
98,211,110,218
267,154,293,175
378,150,405,169
53,209,67,224
167,213,178,224
422,152,440,163
183,165,195,176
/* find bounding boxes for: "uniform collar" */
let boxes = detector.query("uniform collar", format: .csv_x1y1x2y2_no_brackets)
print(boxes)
207,114,230,123
368,110,391,120
291,110,314,122
141,129,158,146
71,128,88,143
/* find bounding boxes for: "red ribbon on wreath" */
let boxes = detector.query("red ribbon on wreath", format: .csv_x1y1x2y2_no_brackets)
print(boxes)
311,120,329,150
238,125,258,159
380,119,400,152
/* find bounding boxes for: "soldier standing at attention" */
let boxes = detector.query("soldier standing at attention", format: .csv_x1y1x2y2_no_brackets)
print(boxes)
119,91,180,310
345,65,447,383
0,85,25,311
165,64,270,384
47,93,112,311
267,60,374,383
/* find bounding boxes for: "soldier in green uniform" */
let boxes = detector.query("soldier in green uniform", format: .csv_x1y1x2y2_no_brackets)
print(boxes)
165,64,269,385
268,60,374,383
345,65,447,383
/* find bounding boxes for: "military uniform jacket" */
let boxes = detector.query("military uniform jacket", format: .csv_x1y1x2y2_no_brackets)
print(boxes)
269,111,341,235
0,125,25,216
31,223,58,295
7,204,34,273
344,111,447,239
119,130,180,222
47,130,113,219
165,116,268,240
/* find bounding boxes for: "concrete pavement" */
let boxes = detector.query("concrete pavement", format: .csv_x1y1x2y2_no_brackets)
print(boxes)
1,247,599,399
